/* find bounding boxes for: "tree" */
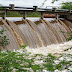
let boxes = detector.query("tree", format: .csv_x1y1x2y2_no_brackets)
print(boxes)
61,2,72,10
52,0,59,3
40,0,60,7
40,0,72,8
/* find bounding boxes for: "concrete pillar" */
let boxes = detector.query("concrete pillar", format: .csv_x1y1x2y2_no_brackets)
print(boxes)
33,6,38,11
52,8,56,12
56,14,58,20
52,8,58,20
9,4,14,10
69,10,71,13
2,12,6,20
23,12,26,19
41,12,43,19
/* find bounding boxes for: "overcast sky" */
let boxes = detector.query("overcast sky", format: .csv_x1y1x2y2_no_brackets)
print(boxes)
0,0,72,8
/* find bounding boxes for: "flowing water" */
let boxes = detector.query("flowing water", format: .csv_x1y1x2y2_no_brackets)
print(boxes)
0,20,20,50
26,40,72,55
0,17,72,72
0,17,72,53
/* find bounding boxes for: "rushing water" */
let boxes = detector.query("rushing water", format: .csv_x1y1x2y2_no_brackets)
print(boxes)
0,17,72,53
26,40,72,55
6,17,58,47
0,17,72,72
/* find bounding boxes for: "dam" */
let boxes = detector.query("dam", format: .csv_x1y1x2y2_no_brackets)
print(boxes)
0,17,72,50
0,4,72,50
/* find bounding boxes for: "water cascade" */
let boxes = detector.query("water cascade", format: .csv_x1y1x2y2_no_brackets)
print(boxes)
0,19,20,50
0,18,72,50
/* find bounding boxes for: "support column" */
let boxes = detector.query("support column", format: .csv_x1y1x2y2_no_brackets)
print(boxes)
52,8,59,20
41,12,43,19
52,8,56,12
33,6,38,11
9,4,14,10
56,14,58,20
23,12,26,19
2,12,6,20
69,10,71,13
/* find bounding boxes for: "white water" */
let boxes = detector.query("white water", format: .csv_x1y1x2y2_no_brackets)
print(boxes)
1,17,72,55
1,17,55,22
26,40,72,56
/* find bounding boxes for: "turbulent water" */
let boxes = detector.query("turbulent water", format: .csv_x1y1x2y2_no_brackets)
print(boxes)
26,40,72,55
5,17,72,53
0,17,72,53
0,17,72,72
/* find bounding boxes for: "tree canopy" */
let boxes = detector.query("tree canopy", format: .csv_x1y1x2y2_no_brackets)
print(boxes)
61,2,72,10
40,0,72,10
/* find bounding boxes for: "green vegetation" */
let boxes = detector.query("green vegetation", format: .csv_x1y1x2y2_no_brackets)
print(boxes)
64,47,72,51
27,12,41,17
0,30,71,71
61,2,72,10
0,47,41,72
6,12,23,17
0,45,72,72
43,54,57,71
62,31,72,51
60,31,72,41
0,1,72,17
52,0,59,3
66,32,72,41
0,12,41,17
0,29,10,48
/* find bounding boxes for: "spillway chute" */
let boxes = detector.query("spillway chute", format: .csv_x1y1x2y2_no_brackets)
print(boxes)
0,19,20,51
43,19,63,43
6,20,29,46
0,18,72,50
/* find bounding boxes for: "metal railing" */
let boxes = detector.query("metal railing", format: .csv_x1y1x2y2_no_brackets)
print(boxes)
0,4,72,19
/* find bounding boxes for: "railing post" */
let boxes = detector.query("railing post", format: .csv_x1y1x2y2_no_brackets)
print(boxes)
52,7,56,12
33,6,38,11
23,11,26,19
52,8,59,20
41,12,43,19
9,4,14,10
69,10,71,13
2,12,6,20
56,14,58,20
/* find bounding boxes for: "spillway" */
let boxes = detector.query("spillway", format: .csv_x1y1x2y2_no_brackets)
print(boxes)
12,19,41,48
0,19,20,50
27,19,58,46
0,18,72,50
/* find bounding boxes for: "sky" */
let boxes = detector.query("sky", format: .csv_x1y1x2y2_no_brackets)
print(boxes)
0,0,72,8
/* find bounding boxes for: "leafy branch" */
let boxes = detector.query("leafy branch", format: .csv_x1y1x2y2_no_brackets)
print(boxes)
0,29,10,48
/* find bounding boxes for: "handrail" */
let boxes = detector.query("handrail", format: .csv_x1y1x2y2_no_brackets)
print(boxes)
15,6,34,9
0,4,72,20
0,5,71,12
0,6,11,8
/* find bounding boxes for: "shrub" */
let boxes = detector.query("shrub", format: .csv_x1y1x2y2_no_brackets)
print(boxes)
0,29,10,48
61,2,72,10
